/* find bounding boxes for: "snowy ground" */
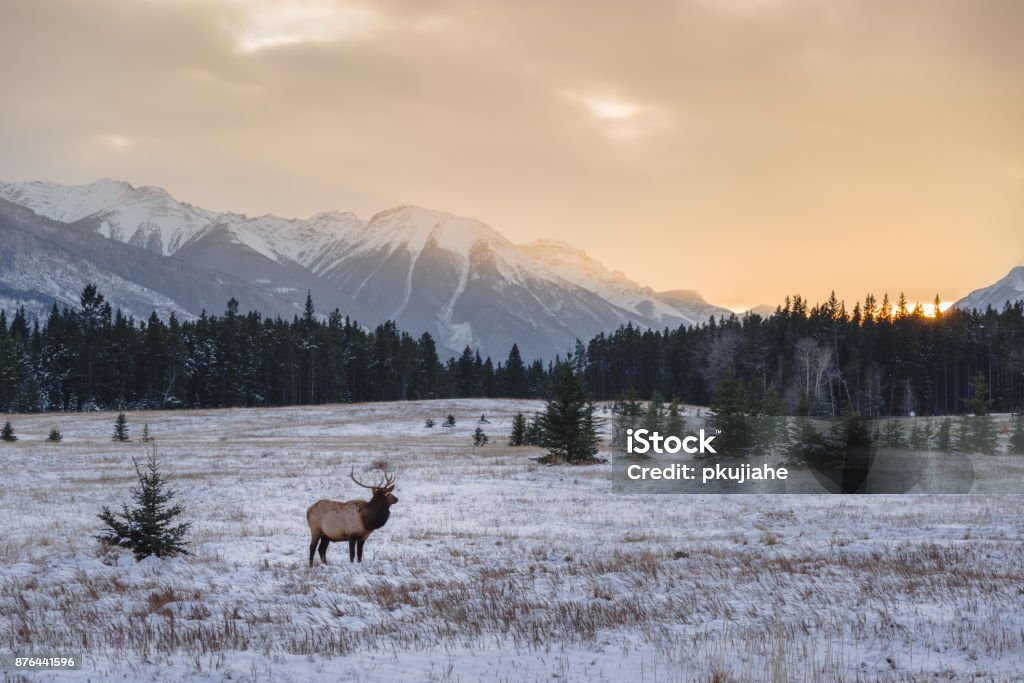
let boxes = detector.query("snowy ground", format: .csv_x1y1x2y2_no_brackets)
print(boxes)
1,400,1023,682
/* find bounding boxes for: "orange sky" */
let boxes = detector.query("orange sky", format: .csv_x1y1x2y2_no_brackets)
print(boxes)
1,0,1022,311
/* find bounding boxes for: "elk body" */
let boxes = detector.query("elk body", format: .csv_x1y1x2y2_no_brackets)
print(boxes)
307,469,398,566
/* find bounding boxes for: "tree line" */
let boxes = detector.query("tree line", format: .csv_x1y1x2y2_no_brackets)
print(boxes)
1,286,1022,416
0,286,544,412
581,293,1024,417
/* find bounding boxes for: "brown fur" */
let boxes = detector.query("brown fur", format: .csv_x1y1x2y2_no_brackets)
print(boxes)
307,476,397,566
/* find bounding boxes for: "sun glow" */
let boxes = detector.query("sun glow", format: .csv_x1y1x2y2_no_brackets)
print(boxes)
731,299,955,319
865,299,954,319
918,301,954,318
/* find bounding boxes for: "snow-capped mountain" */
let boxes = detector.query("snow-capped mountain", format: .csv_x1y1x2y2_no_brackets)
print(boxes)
0,197,299,323
521,240,731,327
0,179,366,262
956,265,1024,312
0,179,725,360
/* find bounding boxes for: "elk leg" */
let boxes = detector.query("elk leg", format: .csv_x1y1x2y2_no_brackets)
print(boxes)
317,536,330,564
356,539,365,563
348,538,356,563
308,537,319,566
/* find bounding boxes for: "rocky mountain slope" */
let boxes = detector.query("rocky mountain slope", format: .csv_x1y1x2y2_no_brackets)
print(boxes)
0,179,727,359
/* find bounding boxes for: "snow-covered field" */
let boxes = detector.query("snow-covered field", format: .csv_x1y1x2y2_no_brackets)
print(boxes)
1,400,1023,682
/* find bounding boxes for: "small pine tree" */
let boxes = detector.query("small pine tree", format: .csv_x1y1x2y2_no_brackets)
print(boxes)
759,385,786,417
964,372,991,416
754,386,786,453
1,421,16,442
47,427,63,443
442,414,456,428
709,368,750,454
881,418,906,449
786,415,829,468
953,416,972,453
665,398,686,437
908,421,930,450
536,358,600,464
1008,417,1024,456
479,414,490,424
473,427,489,447
525,414,544,446
934,417,953,453
141,424,153,443
611,388,643,450
424,418,436,428
509,412,527,446
643,392,665,435
112,413,130,442
97,448,191,560
970,414,1000,455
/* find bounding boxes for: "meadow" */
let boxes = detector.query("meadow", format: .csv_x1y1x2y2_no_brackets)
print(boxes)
1,400,1022,682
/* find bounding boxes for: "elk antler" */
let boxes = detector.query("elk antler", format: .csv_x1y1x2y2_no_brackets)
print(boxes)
350,467,397,490
350,467,375,489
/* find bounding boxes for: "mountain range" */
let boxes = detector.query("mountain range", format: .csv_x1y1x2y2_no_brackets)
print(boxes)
0,179,732,360
955,265,1024,312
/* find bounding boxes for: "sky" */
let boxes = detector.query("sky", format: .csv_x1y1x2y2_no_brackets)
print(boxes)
1,0,1022,311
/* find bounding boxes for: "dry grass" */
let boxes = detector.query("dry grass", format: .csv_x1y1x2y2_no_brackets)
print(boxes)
0,400,1022,681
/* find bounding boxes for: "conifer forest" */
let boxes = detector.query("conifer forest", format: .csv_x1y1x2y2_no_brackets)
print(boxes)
1,285,1022,416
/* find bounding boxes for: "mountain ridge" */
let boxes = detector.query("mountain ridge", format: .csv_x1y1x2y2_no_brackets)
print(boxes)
956,265,1024,312
0,178,727,359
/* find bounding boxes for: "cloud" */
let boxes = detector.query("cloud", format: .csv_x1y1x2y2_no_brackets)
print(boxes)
0,0,1021,307
561,92,673,141
230,1,384,52
95,134,135,151
571,95,639,122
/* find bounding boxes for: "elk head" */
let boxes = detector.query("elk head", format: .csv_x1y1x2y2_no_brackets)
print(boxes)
350,467,398,506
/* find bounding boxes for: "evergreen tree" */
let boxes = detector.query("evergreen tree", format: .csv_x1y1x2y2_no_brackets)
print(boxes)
953,417,972,453
934,417,954,453
96,449,191,560
5,283,1024,418
964,372,991,416
709,368,749,454
1008,416,1024,456
643,392,665,434
525,414,544,446
472,427,489,447
501,343,529,398
881,418,906,449
755,385,787,452
665,398,687,437
509,412,527,446
710,369,746,416
442,414,456,428
537,357,600,464
1,421,16,442
141,423,153,443
969,415,1000,455
759,385,786,416
112,412,130,442
908,420,931,450
424,418,436,428
47,427,62,443
787,415,827,467
611,388,643,451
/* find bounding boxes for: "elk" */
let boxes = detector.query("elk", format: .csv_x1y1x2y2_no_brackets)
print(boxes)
307,468,398,566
